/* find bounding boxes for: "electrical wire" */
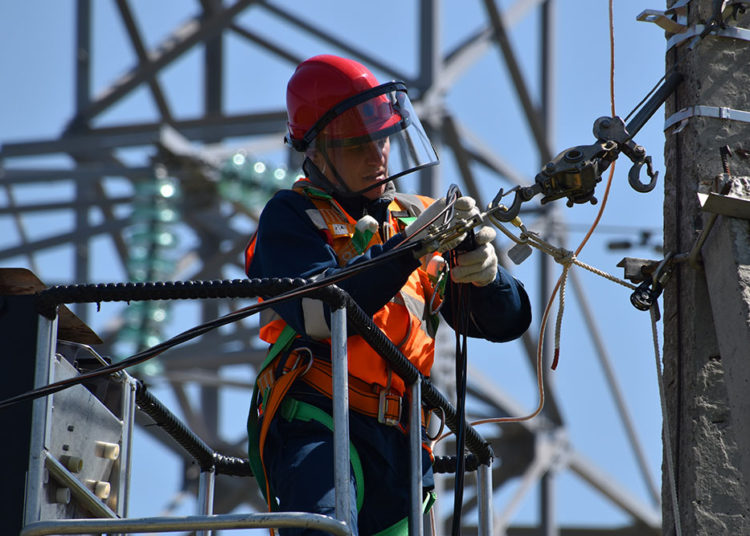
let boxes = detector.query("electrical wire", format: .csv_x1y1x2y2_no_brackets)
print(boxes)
0,239,424,411
0,190,464,411
449,249,470,536
650,306,682,536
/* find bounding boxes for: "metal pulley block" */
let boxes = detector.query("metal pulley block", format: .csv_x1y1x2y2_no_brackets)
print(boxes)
533,139,617,207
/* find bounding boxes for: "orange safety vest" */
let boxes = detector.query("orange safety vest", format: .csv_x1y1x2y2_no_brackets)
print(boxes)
245,178,439,396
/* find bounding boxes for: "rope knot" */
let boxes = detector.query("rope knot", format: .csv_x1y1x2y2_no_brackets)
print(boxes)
553,248,576,266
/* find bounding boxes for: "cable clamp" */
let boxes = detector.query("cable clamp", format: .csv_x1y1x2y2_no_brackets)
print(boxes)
664,23,750,50
664,105,750,133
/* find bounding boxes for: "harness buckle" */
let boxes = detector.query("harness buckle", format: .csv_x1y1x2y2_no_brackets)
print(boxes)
287,347,314,376
279,346,314,378
378,390,402,426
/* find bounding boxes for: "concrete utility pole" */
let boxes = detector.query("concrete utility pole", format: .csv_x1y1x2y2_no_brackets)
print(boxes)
663,0,750,533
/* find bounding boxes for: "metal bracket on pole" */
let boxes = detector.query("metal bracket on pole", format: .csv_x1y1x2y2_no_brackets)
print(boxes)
666,23,750,50
639,1,750,51
637,9,689,34
698,190,750,220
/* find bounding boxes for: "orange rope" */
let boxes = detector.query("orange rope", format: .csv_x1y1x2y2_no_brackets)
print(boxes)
443,0,621,435
549,0,617,369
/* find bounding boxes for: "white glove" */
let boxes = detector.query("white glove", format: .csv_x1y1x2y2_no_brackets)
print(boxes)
450,225,498,286
404,196,480,255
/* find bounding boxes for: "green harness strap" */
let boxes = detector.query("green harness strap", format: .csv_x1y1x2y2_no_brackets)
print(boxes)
280,397,366,513
371,490,437,536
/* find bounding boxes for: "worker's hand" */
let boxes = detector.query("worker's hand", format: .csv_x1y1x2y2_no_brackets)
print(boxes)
404,197,448,241
404,196,480,255
450,225,498,286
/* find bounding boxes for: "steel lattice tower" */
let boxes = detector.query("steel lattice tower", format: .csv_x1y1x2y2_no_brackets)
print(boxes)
0,1,662,533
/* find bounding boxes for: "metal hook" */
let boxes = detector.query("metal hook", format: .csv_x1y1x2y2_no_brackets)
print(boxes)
628,155,659,193
487,187,525,222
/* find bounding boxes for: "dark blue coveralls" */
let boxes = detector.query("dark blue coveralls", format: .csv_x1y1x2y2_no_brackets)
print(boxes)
246,181,531,535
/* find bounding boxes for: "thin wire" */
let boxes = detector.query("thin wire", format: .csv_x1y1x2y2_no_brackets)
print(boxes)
435,1,621,433
623,71,667,124
651,306,683,535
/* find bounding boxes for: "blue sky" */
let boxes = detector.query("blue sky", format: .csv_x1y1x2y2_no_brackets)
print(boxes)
1,0,672,531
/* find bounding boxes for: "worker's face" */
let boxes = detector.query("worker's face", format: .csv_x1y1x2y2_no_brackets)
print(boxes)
318,137,391,200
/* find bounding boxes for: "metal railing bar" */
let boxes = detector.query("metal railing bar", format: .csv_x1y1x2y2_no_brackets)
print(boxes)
20,512,351,536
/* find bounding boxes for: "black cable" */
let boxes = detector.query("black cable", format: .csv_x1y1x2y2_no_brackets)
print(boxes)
449,253,471,536
135,379,216,471
440,183,476,535
433,454,481,474
135,379,253,476
0,240,424,411
5,188,464,410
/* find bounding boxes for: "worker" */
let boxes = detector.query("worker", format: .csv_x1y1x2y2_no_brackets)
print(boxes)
245,54,531,536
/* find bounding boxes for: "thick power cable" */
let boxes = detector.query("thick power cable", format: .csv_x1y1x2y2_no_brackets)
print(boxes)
4,277,496,466
135,379,252,476
1,240,422,410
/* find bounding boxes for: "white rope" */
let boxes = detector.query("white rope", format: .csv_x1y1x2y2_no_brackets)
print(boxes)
650,306,682,536
517,224,681,533
522,231,636,290
503,228,638,362
554,263,571,356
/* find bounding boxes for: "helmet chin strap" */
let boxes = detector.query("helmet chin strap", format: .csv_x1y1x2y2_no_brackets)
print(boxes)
302,155,360,198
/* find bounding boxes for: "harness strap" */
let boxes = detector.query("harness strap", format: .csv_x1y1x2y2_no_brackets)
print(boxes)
247,325,298,510
371,491,437,536
256,326,298,395
280,397,366,512
300,358,408,426
250,365,305,511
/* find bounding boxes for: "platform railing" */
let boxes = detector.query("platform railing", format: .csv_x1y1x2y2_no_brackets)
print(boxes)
21,278,495,536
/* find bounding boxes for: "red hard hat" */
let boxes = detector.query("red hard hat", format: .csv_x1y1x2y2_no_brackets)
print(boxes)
286,55,400,150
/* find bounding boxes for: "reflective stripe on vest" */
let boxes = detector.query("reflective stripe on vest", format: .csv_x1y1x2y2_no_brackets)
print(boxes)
249,178,438,395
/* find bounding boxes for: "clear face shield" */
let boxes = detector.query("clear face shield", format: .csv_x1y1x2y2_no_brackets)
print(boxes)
301,82,439,197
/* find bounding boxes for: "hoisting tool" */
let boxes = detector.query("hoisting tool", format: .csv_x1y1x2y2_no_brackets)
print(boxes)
489,72,684,222
412,74,685,254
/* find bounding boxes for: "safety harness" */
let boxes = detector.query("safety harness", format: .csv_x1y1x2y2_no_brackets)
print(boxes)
246,180,441,527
